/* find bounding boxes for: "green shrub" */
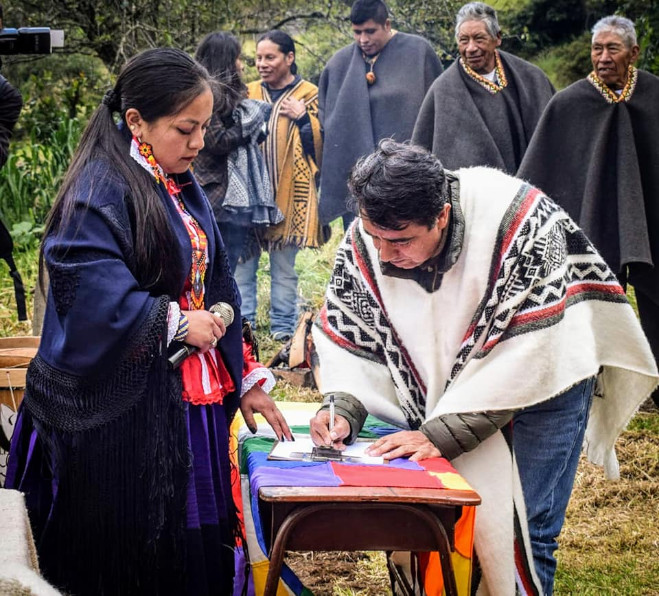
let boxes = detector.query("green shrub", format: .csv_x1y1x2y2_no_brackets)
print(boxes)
0,117,83,231
534,34,592,90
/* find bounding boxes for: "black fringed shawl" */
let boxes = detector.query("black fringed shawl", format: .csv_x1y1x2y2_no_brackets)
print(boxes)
16,160,243,595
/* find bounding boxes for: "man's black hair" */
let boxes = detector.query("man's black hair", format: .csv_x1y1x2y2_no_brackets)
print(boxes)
348,139,448,230
350,0,389,26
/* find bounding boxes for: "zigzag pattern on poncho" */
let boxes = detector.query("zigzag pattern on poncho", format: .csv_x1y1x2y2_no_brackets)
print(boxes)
317,183,626,430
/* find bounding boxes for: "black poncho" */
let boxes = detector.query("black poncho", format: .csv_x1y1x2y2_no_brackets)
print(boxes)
412,51,554,174
518,69,659,302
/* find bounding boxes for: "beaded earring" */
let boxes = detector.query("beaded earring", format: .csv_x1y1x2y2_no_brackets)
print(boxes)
136,137,159,175
131,135,182,196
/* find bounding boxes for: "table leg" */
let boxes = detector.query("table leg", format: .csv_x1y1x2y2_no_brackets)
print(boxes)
386,552,416,596
264,504,325,596
263,503,460,596
406,506,459,596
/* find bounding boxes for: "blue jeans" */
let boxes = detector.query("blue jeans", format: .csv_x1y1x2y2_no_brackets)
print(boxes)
217,222,251,273
234,245,299,335
513,377,595,595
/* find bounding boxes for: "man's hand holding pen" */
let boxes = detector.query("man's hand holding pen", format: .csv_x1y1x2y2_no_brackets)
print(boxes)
309,404,350,449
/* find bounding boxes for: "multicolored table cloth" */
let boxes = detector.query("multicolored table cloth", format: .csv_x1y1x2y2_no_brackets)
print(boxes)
230,402,476,595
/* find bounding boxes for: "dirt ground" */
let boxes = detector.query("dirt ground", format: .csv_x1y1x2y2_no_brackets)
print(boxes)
287,551,390,595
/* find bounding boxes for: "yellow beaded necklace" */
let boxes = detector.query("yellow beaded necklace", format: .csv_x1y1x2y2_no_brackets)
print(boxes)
587,65,638,104
459,50,508,95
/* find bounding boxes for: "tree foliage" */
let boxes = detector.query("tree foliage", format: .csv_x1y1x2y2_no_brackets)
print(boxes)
8,0,346,71
0,0,657,234
8,0,657,80
12,0,235,69
1,0,656,121
504,0,659,74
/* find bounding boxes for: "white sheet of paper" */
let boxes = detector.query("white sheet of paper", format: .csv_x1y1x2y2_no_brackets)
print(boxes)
268,437,385,465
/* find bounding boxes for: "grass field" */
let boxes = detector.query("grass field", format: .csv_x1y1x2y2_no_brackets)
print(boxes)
1,222,657,595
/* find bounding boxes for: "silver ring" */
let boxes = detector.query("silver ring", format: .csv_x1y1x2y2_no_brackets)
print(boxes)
210,337,218,348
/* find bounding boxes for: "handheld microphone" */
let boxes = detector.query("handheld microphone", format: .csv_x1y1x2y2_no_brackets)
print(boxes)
168,302,234,369
209,302,234,326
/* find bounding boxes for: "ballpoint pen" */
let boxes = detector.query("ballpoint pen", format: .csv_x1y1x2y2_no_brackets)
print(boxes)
329,394,335,441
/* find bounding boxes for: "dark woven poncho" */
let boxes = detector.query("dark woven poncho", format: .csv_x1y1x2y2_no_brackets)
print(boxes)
518,69,659,302
318,33,443,224
412,50,554,174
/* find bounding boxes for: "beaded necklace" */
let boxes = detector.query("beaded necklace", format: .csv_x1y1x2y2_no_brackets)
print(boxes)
129,136,207,310
587,65,637,104
170,196,208,311
459,50,508,95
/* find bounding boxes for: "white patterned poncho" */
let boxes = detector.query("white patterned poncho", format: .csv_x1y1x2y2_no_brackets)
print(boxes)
313,166,658,595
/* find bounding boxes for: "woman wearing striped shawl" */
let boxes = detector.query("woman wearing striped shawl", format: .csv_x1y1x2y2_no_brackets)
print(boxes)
236,30,324,342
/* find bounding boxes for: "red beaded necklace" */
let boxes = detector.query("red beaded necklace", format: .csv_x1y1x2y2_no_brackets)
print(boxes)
170,196,208,310
130,136,207,309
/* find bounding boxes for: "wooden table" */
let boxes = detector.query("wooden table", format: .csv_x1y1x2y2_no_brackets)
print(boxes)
258,484,481,596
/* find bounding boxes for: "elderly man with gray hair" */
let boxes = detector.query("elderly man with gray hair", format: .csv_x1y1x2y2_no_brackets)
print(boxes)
413,1,554,174
519,16,659,410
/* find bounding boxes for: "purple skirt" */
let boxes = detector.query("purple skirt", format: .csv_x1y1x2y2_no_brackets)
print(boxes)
7,401,237,596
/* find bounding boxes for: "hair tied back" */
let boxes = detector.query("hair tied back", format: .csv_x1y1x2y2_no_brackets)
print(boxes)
102,88,120,112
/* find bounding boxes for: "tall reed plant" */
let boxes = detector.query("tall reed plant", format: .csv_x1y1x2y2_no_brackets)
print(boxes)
0,117,82,248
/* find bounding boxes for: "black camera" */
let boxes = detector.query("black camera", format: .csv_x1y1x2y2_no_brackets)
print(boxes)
0,27,64,55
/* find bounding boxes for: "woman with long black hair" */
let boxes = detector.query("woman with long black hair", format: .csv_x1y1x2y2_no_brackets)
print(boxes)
6,47,290,595
194,32,281,272
236,30,325,341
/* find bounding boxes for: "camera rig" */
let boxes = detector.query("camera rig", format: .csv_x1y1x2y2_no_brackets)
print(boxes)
0,27,64,55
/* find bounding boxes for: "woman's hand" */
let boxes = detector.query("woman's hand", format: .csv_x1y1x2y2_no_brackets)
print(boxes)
279,97,307,121
365,430,441,462
309,410,350,450
240,386,293,441
183,309,226,353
